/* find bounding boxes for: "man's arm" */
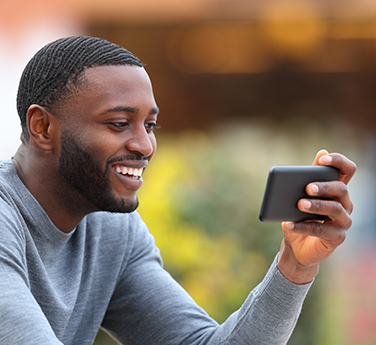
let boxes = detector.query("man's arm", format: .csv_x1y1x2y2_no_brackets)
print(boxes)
206,256,312,345
277,150,356,284
102,213,312,345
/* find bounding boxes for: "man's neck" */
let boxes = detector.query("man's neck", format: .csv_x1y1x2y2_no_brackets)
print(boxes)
13,146,92,233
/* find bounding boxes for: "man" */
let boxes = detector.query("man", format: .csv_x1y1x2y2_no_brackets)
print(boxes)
0,36,356,344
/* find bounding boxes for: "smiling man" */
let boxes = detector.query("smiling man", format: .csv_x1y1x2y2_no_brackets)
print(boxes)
0,36,356,345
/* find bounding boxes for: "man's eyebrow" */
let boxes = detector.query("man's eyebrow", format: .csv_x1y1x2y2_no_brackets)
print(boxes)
101,106,159,115
101,106,137,115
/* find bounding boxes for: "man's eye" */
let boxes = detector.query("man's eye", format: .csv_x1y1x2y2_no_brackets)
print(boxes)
145,123,161,132
111,122,129,130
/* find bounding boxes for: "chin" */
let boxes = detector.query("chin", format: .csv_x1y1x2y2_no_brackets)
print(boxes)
88,190,139,214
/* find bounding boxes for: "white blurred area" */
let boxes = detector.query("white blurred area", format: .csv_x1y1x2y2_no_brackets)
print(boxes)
0,13,82,159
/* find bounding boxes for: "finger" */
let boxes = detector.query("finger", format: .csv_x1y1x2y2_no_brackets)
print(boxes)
317,152,357,185
297,198,352,230
282,221,347,246
311,149,329,166
306,181,354,215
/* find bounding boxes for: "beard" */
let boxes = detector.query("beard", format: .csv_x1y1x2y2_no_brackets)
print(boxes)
58,129,139,214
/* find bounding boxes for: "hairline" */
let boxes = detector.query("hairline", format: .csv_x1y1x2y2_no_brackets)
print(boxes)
47,63,147,115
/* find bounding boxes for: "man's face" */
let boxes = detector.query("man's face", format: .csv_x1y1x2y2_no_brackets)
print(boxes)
56,65,158,213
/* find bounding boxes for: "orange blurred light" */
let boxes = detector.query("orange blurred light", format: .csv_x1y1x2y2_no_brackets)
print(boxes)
258,0,327,61
167,22,272,74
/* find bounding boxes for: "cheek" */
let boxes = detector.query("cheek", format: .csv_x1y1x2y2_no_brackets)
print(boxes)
74,136,115,167
81,127,118,151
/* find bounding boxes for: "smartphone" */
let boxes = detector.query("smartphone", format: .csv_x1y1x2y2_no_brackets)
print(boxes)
259,165,339,222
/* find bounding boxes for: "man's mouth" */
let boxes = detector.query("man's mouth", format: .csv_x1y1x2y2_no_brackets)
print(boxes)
113,164,144,180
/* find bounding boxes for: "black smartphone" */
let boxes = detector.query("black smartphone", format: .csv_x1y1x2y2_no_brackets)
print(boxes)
259,166,339,222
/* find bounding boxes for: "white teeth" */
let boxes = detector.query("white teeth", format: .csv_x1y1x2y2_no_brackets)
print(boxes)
121,167,128,175
115,166,143,178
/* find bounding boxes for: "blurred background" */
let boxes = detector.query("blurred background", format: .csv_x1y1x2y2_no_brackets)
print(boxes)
1,0,375,344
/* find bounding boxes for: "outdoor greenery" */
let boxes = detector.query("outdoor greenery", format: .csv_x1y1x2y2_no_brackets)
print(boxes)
93,118,363,345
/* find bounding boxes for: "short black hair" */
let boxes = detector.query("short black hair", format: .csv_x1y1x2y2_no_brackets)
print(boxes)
17,35,144,140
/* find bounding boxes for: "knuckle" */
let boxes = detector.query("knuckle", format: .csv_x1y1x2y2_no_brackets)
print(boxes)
311,199,324,212
348,201,354,215
312,221,325,236
319,181,348,198
337,182,348,196
336,229,347,245
316,182,327,193
345,215,353,230
333,202,343,217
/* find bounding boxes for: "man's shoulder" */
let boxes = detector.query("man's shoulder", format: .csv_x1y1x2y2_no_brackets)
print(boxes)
0,159,19,192
0,158,14,170
0,159,28,209
0,161,27,242
0,158,14,181
0,160,19,205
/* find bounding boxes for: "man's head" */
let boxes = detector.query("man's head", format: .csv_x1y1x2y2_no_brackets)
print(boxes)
17,35,144,141
15,36,159,218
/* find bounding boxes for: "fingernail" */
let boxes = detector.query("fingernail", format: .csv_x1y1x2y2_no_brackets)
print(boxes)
320,155,332,165
303,200,312,210
310,184,319,194
285,222,294,230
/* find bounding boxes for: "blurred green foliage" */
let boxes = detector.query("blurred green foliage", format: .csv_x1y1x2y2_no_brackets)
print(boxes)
94,119,362,345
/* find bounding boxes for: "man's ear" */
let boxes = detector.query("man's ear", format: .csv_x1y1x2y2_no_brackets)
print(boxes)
27,105,57,151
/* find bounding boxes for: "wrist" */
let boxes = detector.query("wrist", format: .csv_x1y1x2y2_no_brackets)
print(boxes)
277,240,319,284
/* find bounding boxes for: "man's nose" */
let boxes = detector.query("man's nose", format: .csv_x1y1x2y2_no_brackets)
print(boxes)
125,125,154,158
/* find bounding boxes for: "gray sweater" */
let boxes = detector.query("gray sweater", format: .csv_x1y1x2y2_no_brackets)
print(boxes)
0,159,311,344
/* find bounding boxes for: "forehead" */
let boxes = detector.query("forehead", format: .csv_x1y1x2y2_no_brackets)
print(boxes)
83,65,153,95
69,65,157,110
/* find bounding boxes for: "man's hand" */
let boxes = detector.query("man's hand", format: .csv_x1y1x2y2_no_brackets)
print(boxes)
277,149,357,284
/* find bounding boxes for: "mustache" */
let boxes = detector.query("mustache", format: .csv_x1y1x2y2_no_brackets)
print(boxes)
107,154,149,165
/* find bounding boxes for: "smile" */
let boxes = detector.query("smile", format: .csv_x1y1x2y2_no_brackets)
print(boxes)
113,164,143,180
